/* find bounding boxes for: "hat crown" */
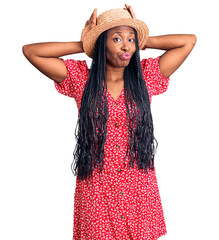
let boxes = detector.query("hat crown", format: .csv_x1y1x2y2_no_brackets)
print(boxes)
83,8,149,58
97,8,132,26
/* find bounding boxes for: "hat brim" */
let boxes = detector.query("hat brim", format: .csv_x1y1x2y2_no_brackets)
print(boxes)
83,19,149,58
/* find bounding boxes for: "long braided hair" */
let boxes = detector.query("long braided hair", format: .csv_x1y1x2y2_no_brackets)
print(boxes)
71,27,158,182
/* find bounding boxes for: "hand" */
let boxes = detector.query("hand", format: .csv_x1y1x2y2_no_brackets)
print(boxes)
123,4,136,19
80,8,97,43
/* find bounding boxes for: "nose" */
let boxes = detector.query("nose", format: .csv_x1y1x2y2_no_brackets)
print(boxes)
121,41,130,52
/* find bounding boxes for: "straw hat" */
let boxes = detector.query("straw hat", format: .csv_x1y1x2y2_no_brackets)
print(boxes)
83,8,149,58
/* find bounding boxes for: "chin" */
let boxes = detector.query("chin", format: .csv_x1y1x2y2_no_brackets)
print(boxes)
120,60,130,67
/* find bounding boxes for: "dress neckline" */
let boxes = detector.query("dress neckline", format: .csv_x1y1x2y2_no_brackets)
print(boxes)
107,87,124,103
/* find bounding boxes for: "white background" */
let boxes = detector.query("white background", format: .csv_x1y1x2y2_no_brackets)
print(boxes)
1,0,218,239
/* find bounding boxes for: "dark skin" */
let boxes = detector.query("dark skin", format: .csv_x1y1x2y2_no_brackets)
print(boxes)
22,3,196,102
81,6,136,101
82,4,197,101
105,25,136,101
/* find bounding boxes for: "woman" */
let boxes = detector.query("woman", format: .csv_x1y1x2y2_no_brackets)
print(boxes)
22,4,196,240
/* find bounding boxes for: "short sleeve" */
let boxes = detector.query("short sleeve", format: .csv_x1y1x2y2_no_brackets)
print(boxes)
140,56,170,96
54,58,89,99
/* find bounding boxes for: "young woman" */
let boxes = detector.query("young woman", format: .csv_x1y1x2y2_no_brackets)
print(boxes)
22,4,196,240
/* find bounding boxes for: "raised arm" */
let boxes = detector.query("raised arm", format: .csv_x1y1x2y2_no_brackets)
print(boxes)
123,4,197,79
22,8,97,83
144,34,197,78
22,42,84,83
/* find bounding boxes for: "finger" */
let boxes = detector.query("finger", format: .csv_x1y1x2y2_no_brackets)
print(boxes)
93,8,97,18
129,5,136,19
89,8,96,20
124,4,130,11
93,8,97,24
90,8,97,24
124,4,135,18
89,10,94,20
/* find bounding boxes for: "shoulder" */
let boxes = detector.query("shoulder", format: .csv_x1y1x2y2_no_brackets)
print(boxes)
60,58,90,77
140,56,160,73
140,56,169,81
53,58,90,100
140,56,170,96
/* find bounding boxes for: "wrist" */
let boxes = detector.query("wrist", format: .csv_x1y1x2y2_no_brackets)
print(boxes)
144,36,152,49
78,41,84,53
141,36,151,50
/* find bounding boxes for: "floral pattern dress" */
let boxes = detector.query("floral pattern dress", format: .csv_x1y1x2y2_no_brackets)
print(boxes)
54,56,170,240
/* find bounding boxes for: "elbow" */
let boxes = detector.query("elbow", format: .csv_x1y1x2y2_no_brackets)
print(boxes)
22,44,29,57
22,44,33,57
190,34,197,46
184,34,197,51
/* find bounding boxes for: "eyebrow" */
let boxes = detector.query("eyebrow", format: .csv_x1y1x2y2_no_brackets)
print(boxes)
112,31,135,35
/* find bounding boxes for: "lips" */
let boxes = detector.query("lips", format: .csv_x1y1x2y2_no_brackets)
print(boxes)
119,53,132,60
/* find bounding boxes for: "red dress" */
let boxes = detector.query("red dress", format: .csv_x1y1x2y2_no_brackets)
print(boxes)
54,56,170,240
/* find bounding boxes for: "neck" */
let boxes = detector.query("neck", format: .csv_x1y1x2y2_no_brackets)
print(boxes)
105,62,125,82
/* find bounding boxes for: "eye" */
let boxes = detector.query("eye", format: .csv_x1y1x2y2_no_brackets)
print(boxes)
113,38,121,42
129,38,135,42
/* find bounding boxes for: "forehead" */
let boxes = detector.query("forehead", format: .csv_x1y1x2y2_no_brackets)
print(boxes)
107,25,135,35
